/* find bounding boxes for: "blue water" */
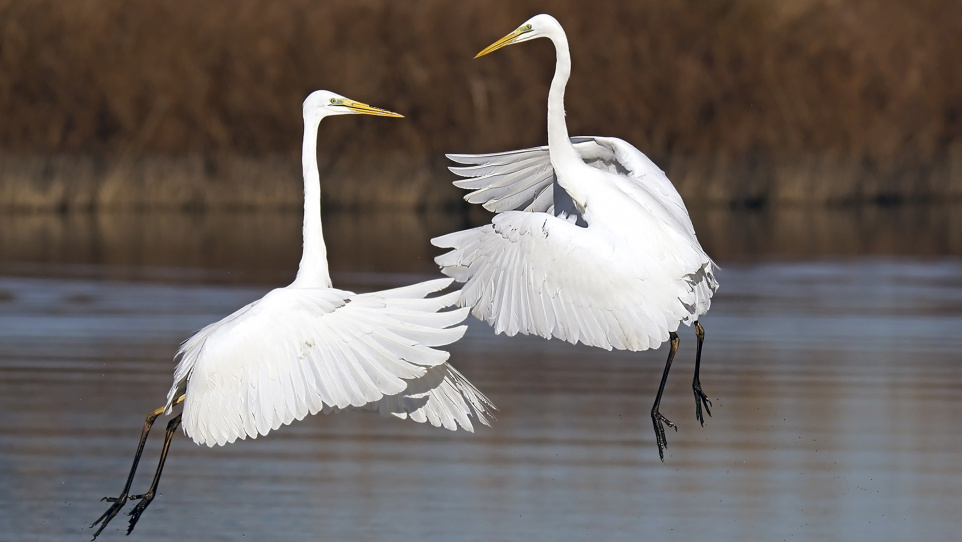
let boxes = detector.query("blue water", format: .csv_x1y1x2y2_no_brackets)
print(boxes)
1,211,961,541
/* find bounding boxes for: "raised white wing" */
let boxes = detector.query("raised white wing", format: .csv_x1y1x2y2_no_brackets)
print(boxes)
448,136,687,222
433,212,704,353
447,136,717,314
584,136,697,238
448,146,557,213
166,278,493,447
447,137,605,220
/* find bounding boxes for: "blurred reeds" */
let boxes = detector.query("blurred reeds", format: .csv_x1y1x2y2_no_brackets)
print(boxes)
1,0,960,210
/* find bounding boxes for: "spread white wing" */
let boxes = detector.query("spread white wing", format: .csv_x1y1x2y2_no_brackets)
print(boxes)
448,145,559,214
445,136,717,327
165,278,493,447
434,212,703,352
448,136,692,227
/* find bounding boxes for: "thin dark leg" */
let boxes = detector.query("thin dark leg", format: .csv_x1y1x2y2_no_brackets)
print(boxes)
651,332,679,462
90,405,166,540
126,413,182,535
692,321,713,426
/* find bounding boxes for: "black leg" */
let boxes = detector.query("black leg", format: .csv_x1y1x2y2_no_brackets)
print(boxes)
126,413,182,535
90,405,166,540
651,332,679,462
692,321,712,426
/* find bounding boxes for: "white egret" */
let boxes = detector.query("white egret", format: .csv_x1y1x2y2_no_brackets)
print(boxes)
432,14,717,460
91,90,493,538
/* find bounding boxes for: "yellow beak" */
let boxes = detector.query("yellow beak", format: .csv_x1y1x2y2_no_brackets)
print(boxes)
343,99,404,118
475,27,529,58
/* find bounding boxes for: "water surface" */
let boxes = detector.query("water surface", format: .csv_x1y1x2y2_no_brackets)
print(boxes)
1,208,960,541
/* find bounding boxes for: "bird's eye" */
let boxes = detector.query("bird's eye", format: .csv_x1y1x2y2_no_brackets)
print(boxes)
523,24,532,31
330,98,337,104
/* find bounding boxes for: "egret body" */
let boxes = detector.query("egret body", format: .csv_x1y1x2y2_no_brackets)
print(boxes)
92,91,493,538
433,15,717,460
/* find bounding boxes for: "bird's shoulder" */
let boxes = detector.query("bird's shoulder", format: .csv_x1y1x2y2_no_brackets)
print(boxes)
237,285,350,321
181,287,352,354
258,286,352,314
575,136,678,202
575,136,698,238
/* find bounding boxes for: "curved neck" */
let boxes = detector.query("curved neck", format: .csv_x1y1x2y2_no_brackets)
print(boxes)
546,28,588,207
292,117,332,288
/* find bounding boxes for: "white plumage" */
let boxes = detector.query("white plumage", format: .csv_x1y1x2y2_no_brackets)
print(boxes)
168,279,491,446
93,90,492,539
432,14,717,460
164,92,492,448
165,92,493,445
437,138,717,350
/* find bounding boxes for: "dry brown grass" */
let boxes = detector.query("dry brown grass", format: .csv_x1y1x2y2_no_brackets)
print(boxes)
0,0,960,209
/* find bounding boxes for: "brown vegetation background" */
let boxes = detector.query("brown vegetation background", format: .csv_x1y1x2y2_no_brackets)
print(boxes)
1,0,960,210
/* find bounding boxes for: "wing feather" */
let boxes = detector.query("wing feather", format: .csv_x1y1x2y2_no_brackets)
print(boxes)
257,353,275,435
433,212,697,352
447,137,697,235
378,364,494,431
168,279,492,446
445,139,607,215
446,148,558,214
445,137,719,319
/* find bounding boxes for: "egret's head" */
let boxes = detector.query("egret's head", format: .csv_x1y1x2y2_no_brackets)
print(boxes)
302,90,403,124
475,14,562,58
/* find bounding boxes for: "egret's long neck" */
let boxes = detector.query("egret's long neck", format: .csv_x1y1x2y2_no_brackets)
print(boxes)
292,117,332,288
546,29,588,207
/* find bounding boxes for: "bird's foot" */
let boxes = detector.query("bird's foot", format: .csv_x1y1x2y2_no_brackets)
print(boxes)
651,410,676,462
125,492,155,535
693,382,713,426
90,495,128,540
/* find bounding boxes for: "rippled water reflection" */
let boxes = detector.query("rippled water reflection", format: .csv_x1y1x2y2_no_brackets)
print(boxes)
1,208,961,541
